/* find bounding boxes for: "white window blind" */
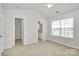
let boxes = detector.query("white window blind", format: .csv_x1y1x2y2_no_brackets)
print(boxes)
51,18,73,38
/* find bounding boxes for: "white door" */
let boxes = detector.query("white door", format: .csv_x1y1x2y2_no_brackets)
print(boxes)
0,16,4,55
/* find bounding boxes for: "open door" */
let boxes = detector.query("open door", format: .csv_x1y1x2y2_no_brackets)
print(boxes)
38,21,43,41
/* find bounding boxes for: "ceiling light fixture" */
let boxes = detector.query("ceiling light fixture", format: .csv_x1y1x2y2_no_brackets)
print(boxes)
47,4,54,8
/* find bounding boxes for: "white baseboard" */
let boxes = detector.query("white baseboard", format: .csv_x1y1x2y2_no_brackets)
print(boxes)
24,40,38,45
4,45,13,50
49,39,79,49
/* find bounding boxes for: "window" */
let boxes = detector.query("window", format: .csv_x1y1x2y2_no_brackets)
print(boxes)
51,20,60,36
51,18,73,38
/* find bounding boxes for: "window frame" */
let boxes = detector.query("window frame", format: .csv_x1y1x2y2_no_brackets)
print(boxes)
51,18,73,38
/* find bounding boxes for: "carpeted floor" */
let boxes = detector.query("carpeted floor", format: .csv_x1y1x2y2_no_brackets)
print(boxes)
2,39,79,56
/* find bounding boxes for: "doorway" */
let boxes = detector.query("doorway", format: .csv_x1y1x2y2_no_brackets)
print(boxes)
15,17,23,47
38,21,43,41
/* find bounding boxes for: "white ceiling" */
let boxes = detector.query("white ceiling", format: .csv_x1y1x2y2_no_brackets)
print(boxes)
2,3,79,18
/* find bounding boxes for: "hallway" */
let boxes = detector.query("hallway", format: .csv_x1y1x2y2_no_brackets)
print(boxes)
2,40,79,56
15,39,22,47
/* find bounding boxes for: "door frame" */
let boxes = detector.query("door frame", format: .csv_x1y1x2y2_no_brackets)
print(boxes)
14,17,24,47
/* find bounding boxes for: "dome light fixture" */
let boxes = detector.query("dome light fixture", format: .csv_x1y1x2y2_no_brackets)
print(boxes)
47,4,54,8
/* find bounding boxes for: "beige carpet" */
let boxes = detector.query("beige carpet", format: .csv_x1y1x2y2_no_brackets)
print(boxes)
2,40,79,56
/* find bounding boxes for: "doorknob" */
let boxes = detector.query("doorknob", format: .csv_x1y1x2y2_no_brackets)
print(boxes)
0,35,2,38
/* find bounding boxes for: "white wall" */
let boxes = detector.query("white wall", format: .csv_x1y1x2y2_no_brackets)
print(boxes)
15,18,22,39
0,4,5,55
5,9,47,49
48,9,79,49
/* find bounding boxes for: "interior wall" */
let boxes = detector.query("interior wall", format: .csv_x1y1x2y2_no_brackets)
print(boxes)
48,9,79,49
15,18,22,40
5,9,47,49
0,4,5,55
